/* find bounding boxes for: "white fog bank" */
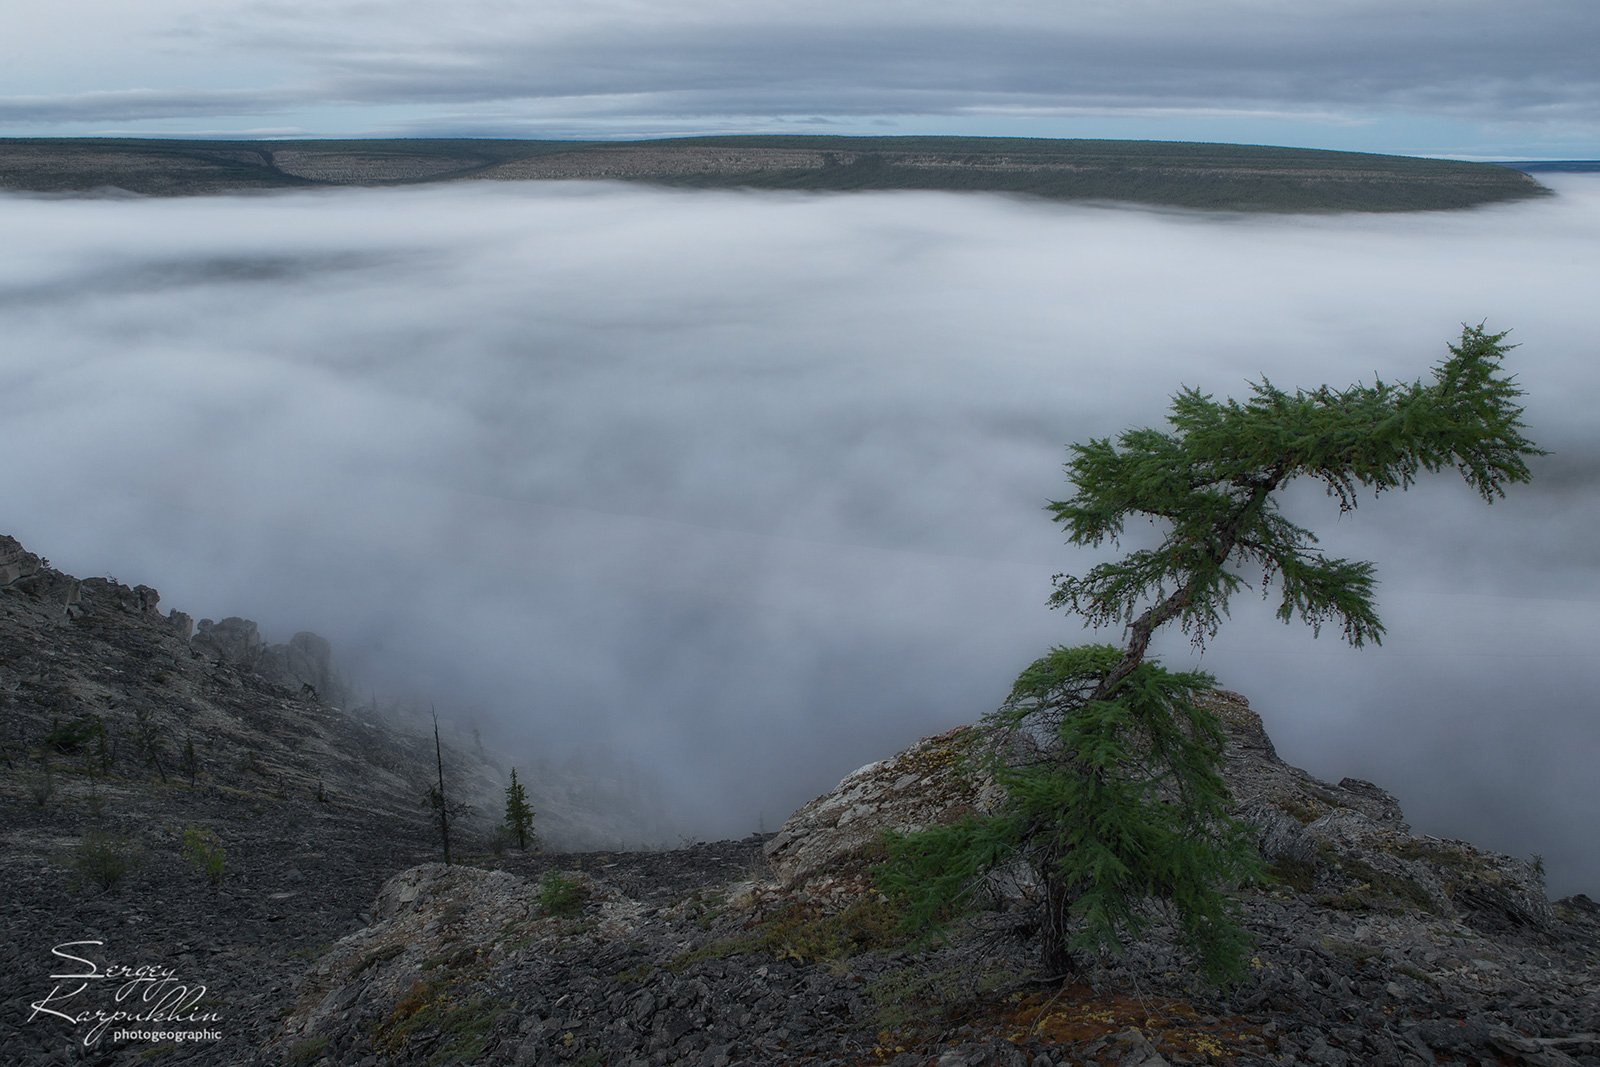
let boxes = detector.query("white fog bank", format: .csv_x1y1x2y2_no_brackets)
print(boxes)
3,176,1597,892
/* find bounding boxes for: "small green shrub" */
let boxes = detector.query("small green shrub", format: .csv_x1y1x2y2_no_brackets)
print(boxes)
427,996,506,1066
45,715,100,755
374,979,439,1052
181,827,225,889
73,831,138,893
421,945,476,973
672,894,903,970
867,962,1014,1033
1318,854,1436,914
754,895,902,963
1320,937,1382,965
538,872,589,917
1267,855,1318,893
372,979,508,1065
285,1035,329,1065
1275,796,1327,826
1387,838,1489,875
28,760,55,807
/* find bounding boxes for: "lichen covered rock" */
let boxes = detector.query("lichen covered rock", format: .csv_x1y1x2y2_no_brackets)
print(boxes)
764,725,1003,889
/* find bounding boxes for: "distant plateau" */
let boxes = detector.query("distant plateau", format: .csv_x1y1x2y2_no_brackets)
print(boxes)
0,135,1554,212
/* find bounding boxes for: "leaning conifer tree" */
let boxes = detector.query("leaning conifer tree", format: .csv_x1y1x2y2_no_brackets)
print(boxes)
879,325,1541,985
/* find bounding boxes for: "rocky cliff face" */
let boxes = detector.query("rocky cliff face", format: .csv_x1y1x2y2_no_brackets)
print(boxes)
0,534,505,1065
189,618,347,706
0,535,481,817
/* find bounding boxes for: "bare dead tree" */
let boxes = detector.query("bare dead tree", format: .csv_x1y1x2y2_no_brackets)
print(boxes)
429,704,452,866
133,705,167,783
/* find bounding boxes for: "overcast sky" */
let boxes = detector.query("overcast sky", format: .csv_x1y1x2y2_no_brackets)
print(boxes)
1,0,1597,157
3,176,1598,892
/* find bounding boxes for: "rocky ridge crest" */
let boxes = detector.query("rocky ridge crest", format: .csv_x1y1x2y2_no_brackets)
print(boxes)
273,695,1598,1066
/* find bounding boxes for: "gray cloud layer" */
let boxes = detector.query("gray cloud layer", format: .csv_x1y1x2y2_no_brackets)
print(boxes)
2,1,1598,149
3,178,1598,892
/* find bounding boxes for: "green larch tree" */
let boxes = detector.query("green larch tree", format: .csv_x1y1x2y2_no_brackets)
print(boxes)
879,325,1541,984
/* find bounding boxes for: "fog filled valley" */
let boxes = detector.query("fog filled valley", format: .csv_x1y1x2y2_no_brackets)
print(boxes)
4,175,1598,897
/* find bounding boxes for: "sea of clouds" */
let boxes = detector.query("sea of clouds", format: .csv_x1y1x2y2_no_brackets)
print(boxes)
3,176,1596,891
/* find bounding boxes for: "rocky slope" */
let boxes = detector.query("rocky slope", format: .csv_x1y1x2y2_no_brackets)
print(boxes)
0,535,506,1065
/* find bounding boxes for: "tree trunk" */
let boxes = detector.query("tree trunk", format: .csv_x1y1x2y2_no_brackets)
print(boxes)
1039,863,1079,978
1093,468,1285,700
433,706,452,866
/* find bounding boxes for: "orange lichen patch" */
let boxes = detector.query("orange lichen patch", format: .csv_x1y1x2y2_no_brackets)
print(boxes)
999,986,1269,1060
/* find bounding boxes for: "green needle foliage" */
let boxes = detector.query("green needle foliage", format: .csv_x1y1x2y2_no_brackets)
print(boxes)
879,325,1540,985
992,647,1260,984
1052,325,1542,690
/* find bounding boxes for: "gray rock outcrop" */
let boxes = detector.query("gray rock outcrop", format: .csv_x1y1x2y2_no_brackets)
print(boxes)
0,535,42,587
257,630,344,703
768,689,1556,938
193,615,348,704
193,614,266,666
0,535,80,618
764,724,1002,889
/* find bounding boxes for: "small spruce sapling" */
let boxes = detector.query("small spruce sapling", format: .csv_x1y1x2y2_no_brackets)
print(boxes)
879,325,1541,985
503,768,536,851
